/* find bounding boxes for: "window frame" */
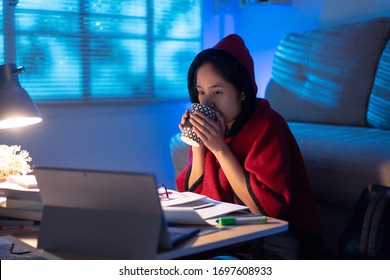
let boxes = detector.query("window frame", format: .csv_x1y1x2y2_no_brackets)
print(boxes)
1,0,202,104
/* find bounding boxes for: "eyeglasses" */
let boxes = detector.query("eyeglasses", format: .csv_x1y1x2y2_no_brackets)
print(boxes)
5,242,45,260
157,184,171,200
10,242,31,255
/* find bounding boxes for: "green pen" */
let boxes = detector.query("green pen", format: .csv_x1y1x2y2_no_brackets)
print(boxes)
217,215,268,226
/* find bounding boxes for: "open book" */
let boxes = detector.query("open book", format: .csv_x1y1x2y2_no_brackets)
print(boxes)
162,190,249,225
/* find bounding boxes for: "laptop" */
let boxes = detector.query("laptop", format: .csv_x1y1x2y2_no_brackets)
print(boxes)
34,167,199,259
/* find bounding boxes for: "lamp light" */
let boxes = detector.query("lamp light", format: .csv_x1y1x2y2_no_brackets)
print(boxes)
0,63,42,129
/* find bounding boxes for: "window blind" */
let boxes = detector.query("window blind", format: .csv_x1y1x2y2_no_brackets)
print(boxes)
0,0,202,100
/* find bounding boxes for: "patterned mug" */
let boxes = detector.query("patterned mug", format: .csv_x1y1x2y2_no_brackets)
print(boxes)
180,103,217,147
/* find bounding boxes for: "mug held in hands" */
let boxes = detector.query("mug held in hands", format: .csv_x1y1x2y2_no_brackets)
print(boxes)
180,103,217,147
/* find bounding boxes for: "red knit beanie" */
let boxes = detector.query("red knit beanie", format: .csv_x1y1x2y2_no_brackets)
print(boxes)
212,34,258,94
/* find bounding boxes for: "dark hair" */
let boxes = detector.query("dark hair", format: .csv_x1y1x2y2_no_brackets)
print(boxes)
187,48,256,136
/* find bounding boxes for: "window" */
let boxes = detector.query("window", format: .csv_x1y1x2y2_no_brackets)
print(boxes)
0,0,202,101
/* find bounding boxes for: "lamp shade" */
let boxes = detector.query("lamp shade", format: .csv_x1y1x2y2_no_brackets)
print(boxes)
0,63,42,129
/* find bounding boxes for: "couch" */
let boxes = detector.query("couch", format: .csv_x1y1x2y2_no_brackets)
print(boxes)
170,17,390,257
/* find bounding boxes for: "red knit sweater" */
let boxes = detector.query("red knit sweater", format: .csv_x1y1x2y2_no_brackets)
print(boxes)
176,98,321,236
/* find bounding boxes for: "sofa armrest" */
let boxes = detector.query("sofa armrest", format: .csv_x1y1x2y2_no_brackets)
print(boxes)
170,132,189,184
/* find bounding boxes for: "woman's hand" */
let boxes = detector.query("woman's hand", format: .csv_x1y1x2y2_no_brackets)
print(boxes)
190,111,227,153
178,110,190,132
178,109,207,154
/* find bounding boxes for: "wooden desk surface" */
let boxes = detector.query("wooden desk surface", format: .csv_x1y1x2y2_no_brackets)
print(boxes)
157,217,288,259
6,217,288,260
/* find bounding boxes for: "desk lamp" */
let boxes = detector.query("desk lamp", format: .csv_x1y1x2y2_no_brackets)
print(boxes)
0,63,42,129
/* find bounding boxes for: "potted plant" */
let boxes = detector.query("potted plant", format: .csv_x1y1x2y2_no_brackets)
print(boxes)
0,145,33,182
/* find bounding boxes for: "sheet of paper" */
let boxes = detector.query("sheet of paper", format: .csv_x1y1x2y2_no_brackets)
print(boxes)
162,196,249,225
160,190,206,207
195,198,249,220
163,207,213,225
0,181,39,193
7,175,38,189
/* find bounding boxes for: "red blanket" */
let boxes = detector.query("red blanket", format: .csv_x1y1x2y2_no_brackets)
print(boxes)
177,98,321,236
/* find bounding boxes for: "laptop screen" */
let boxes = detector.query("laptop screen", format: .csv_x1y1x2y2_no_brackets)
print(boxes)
34,167,163,259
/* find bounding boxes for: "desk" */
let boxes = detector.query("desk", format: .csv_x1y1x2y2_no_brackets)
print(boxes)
158,217,288,259
3,217,288,260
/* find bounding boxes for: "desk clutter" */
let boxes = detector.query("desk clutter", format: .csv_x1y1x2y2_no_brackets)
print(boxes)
0,168,283,260
161,190,250,225
0,176,42,236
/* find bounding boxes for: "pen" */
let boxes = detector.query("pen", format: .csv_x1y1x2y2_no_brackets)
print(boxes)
216,215,268,225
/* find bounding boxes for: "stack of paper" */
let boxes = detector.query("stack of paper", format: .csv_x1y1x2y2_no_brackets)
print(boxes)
162,190,249,225
0,179,40,201
0,179,42,221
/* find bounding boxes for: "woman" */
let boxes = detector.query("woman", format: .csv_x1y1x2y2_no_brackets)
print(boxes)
176,34,322,259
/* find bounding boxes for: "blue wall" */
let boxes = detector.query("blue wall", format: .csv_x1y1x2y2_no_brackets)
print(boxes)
1,0,389,188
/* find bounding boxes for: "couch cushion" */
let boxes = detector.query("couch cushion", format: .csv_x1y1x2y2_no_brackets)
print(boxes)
288,122,390,209
266,17,390,126
367,40,390,130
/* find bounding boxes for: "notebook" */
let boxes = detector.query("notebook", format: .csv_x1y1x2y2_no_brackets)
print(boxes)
34,167,199,259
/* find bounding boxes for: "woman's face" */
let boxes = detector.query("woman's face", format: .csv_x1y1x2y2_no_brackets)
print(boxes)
195,63,242,129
